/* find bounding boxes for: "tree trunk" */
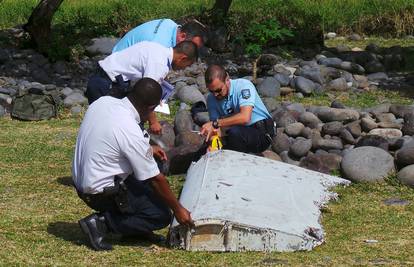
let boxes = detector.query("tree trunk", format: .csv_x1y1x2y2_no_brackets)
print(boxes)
23,0,64,55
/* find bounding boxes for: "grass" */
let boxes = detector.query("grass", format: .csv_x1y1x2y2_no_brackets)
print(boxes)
1,101,414,265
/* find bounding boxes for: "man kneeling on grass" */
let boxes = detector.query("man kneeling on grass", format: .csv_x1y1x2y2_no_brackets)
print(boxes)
72,78,193,251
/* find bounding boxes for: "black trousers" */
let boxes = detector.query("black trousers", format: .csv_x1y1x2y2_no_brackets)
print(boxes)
85,66,130,104
78,176,172,236
224,119,274,153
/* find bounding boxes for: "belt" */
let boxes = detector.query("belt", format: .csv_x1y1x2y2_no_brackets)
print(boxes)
252,118,275,137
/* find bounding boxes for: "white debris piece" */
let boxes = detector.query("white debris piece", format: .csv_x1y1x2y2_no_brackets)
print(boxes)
169,150,350,252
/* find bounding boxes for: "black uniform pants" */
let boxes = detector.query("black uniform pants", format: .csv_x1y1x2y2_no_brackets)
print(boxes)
85,65,130,104
78,176,172,236
224,118,274,153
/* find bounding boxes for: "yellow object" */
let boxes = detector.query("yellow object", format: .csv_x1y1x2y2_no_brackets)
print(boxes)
209,134,223,151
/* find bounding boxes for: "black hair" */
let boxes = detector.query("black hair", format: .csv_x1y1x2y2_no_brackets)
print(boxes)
174,41,199,62
128,78,161,107
181,21,208,43
205,64,227,85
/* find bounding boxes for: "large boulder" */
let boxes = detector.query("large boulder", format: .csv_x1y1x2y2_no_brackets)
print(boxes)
86,37,119,55
397,165,414,188
174,109,193,134
395,140,414,168
257,77,281,98
150,121,175,150
176,85,205,105
293,76,316,95
341,146,395,182
314,107,360,122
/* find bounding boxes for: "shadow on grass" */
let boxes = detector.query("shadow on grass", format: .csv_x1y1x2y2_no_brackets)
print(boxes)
56,176,74,187
47,221,168,249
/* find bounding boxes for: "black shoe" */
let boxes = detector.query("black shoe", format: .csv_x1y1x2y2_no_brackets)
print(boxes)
79,213,113,251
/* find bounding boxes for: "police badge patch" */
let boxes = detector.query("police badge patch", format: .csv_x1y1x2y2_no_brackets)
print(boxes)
241,89,251,99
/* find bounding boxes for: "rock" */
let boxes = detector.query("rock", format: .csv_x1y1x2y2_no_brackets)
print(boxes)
397,165,414,187
193,112,210,126
285,103,305,114
402,112,414,136
53,61,67,75
207,27,228,53
345,120,362,137
273,64,292,76
339,61,365,74
166,144,203,175
377,121,402,129
273,73,290,87
355,135,389,151
280,87,295,95
257,77,281,98
341,147,395,182
299,154,330,174
368,128,402,139
389,104,414,118
0,49,11,64
325,32,337,39
298,112,322,129
196,75,207,94
258,54,282,66
326,78,348,91
176,85,205,105
272,110,297,128
289,138,312,158
293,76,316,95
314,138,343,150
348,33,362,41
361,118,378,132
335,44,351,53
367,72,388,81
295,92,304,98
322,121,343,136
285,122,305,137
63,92,87,107
375,113,396,123
353,75,370,88
261,150,281,161
315,107,360,122
279,151,300,166
61,87,73,97
366,43,381,53
295,68,324,84
364,61,385,74
31,68,51,84
175,131,204,147
174,109,193,134
86,37,119,55
70,105,82,116
395,141,414,167
330,100,346,109
262,97,279,113
319,57,342,68
271,133,291,154
340,128,356,144
151,121,175,149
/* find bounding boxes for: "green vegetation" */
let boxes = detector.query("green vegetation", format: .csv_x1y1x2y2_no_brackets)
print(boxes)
1,114,414,265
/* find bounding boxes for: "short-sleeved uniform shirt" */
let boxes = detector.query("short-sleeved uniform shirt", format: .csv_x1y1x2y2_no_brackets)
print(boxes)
207,79,271,126
72,96,159,194
99,41,172,84
112,19,178,53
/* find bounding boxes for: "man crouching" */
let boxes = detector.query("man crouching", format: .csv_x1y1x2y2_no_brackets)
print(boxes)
72,78,193,251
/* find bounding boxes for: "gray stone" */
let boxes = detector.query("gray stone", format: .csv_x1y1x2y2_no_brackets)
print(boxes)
389,104,414,118
271,133,291,154
375,113,396,123
258,54,282,66
257,77,281,98
353,75,370,88
377,121,402,129
175,131,204,147
368,128,402,139
314,138,343,150
395,141,414,167
176,85,205,105
366,103,391,115
397,165,414,187
273,64,292,76
280,87,295,95
339,61,365,74
345,120,362,137
295,92,304,98
53,61,67,75
174,109,193,134
289,138,312,158
348,33,362,41
326,78,348,91
298,112,322,129
61,87,73,97
319,57,342,68
70,105,82,116
322,121,343,136
279,151,300,166
196,75,207,94
356,135,389,151
261,150,281,161
262,97,279,113
193,112,210,126
402,112,414,136
341,147,395,182
86,37,119,55
365,61,385,74
285,122,305,137
335,44,351,53
315,107,360,122
367,72,388,81
272,111,297,128
301,127,313,139
299,60,318,68
295,68,324,84
273,73,290,86
150,121,176,150
63,92,87,107
330,100,346,109
293,76,316,95
325,32,337,39
300,153,342,173
29,82,46,90
285,103,305,114
340,129,356,144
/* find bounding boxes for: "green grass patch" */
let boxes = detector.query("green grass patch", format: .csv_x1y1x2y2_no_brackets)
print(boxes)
1,105,414,265
325,37,414,49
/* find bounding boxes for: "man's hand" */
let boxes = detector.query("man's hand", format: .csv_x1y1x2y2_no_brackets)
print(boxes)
149,121,162,135
152,145,167,161
200,121,215,142
174,206,195,228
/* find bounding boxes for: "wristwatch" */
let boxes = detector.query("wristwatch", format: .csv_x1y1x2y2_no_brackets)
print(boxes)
212,119,219,129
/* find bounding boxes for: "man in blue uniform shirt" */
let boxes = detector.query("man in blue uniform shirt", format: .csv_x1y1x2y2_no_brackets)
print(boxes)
112,19,207,52
200,64,275,153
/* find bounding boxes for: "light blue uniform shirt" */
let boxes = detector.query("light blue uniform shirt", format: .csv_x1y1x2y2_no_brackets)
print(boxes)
207,79,271,126
112,19,178,53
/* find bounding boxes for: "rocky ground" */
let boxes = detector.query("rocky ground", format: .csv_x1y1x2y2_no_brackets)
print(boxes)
1,27,414,187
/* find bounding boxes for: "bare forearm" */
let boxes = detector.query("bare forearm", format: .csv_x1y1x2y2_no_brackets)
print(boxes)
217,113,249,127
148,111,158,125
150,174,181,212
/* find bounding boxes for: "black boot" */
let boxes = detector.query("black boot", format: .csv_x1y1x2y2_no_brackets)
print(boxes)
79,213,113,251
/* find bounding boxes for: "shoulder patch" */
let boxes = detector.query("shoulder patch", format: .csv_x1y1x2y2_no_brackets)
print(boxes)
241,89,251,99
